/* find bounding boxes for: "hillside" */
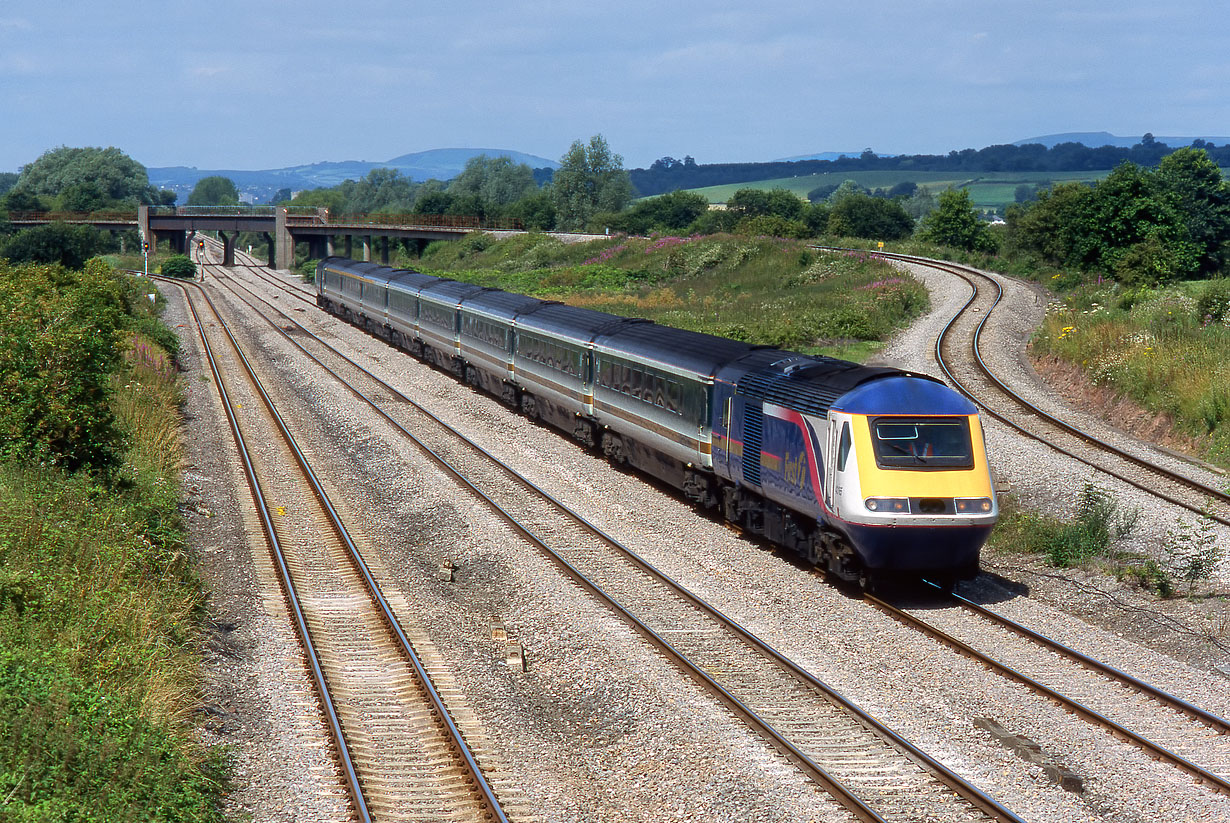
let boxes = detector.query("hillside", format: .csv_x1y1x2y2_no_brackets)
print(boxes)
146,147,558,203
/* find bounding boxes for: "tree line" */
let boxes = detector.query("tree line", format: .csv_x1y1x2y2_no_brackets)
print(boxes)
627,134,1230,197
4,137,1229,288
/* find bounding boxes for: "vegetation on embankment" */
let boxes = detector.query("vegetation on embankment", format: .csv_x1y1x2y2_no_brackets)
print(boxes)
0,259,226,822
409,231,928,361
1029,277,1230,467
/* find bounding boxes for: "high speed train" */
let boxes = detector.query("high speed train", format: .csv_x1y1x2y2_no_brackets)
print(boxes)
316,256,997,586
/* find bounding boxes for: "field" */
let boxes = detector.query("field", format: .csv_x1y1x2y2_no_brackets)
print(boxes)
689,170,1110,213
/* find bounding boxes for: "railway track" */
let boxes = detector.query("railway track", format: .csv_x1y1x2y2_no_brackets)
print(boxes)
900,251,1230,527
845,249,1230,795
196,252,1021,822
189,246,1230,818
165,272,509,823
870,587,1230,795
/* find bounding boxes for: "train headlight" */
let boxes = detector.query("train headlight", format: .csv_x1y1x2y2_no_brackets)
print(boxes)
866,497,909,513
955,497,993,513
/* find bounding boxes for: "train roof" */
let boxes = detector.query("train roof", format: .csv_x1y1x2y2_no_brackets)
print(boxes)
460,289,554,322
320,257,401,283
596,322,766,377
722,350,911,418
513,302,642,343
830,374,976,415
386,269,442,293
419,279,489,305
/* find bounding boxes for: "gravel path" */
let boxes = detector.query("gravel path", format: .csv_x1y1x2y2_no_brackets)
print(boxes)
175,259,1230,822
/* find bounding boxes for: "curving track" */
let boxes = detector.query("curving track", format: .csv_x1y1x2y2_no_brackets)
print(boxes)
182,243,1230,819
196,245,1024,822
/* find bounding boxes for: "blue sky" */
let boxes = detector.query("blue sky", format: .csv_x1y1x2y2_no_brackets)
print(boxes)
2,1,1227,173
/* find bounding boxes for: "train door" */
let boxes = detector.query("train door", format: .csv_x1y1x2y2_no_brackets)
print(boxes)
825,414,852,517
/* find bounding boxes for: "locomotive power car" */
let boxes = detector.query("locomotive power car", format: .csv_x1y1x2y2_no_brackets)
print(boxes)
316,256,997,586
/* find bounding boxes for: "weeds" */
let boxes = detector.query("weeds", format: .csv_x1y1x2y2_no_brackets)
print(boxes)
1162,509,1223,596
1038,484,1140,567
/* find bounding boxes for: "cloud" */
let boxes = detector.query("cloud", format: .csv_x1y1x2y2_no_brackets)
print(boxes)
189,65,229,79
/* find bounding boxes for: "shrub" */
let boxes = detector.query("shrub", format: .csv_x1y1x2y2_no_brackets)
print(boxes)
1042,484,1138,567
1196,279,1230,324
734,214,811,239
0,222,114,268
1163,513,1222,596
159,254,196,279
0,260,127,474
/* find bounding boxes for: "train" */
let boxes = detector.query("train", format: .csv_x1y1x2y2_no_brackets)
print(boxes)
315,256,998,586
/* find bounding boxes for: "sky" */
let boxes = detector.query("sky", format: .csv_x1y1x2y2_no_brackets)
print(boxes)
2,1,1228,174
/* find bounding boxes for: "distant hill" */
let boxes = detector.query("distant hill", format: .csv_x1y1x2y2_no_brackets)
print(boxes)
1012,131,1230,149
147,148,558,203
772,151,866,162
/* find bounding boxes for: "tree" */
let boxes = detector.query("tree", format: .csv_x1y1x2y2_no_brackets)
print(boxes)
1155,147,1230,275
270,187,293,205
1003,182,1093,265
411,187,453,216
58,180,111,212
506,190,556,231
826,194,915,240
448,155,536,208
1,222,114,268
551,135,633,231
2,188,47,213
17,146,154,203
289,187,347,213
917,188,995,252
728,188,805,221
187,176,240,206
597,189,709,235
826,180,870,204
343,168,417,213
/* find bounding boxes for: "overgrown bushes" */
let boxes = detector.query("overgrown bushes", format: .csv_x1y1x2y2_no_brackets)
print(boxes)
990,484,1222,597
0,258,226,820
1033,277,1230,464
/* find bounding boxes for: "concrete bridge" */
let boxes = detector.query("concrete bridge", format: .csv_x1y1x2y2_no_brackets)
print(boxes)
7,207,520,267
139,206,513,268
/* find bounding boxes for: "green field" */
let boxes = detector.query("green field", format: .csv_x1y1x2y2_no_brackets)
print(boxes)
690,170,1112,213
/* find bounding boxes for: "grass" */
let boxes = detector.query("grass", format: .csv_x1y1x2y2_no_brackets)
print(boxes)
0,265,227,821
409,231,929,360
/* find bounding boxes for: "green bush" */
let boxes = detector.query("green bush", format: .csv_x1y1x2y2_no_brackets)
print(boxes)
0,257,228,818
0,649,226,823
1196,279,1230,324
158,254,197,279
0,260,127,474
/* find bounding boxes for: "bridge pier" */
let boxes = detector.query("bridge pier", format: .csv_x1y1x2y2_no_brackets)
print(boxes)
221,232,239,266
275,208,294,270
362,235,372,262
380,236,389,265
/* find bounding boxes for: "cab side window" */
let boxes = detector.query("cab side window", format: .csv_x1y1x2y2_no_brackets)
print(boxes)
836,422,852,472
